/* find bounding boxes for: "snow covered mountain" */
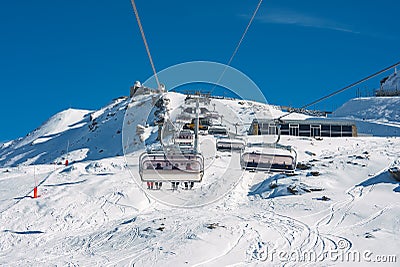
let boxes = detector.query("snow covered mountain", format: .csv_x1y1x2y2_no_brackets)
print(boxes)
0,91,301,168
333,97,400,136
0,91,399,266
333,70,400,136
0,97,129,167
381,70,400,92
334,97,400,123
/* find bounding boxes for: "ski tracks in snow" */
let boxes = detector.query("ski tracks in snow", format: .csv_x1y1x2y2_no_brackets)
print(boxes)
315,166,390,235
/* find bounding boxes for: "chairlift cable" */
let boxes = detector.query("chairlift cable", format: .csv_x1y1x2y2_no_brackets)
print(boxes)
130,0,161,89
211,0,263,93
277,60,400,121
226,0,263,68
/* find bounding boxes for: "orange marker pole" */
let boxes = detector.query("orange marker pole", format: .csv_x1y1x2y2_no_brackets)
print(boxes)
33,166,39,199
33,186,38,198
65,140,70,166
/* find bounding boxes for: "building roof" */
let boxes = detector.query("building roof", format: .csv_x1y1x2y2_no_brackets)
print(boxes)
252,117,356,126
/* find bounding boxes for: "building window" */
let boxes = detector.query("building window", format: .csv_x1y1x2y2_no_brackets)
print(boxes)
268,124,277,135
311,125,321,137
289,124,299,136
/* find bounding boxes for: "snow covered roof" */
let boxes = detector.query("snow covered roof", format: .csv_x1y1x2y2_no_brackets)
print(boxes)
252,118,356,126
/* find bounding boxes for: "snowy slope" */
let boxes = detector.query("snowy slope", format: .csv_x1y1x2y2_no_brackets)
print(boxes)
333,97,400,136
15,108,92,149
0,91,399,266
0,97,131,167
333,97,400,123
0,136,399,266
381,70,400,91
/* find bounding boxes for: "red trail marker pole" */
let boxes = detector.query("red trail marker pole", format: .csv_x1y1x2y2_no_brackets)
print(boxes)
33,186,38,198
33,166,39,198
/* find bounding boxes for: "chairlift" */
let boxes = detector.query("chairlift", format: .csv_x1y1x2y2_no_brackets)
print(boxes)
241,144,297,173
140,96,205,189
139,150,204,185
216,138,246,151
241,123,297,173
175,130,194,147
208,125,228,136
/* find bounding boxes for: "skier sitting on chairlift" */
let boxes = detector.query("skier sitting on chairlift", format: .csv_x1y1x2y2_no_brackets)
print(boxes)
172,164,180,190
154,163,163,189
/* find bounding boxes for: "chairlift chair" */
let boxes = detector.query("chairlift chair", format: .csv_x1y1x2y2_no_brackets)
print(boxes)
240,119,298,173
208,125,228,136
174,130,194,147
241,144,297,173
216,138,246,151
139,150,205,185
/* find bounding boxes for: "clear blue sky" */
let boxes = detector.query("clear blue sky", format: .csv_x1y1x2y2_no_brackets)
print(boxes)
0,0,399,141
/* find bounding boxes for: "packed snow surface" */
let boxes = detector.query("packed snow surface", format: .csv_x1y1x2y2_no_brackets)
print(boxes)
0,92,399,266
